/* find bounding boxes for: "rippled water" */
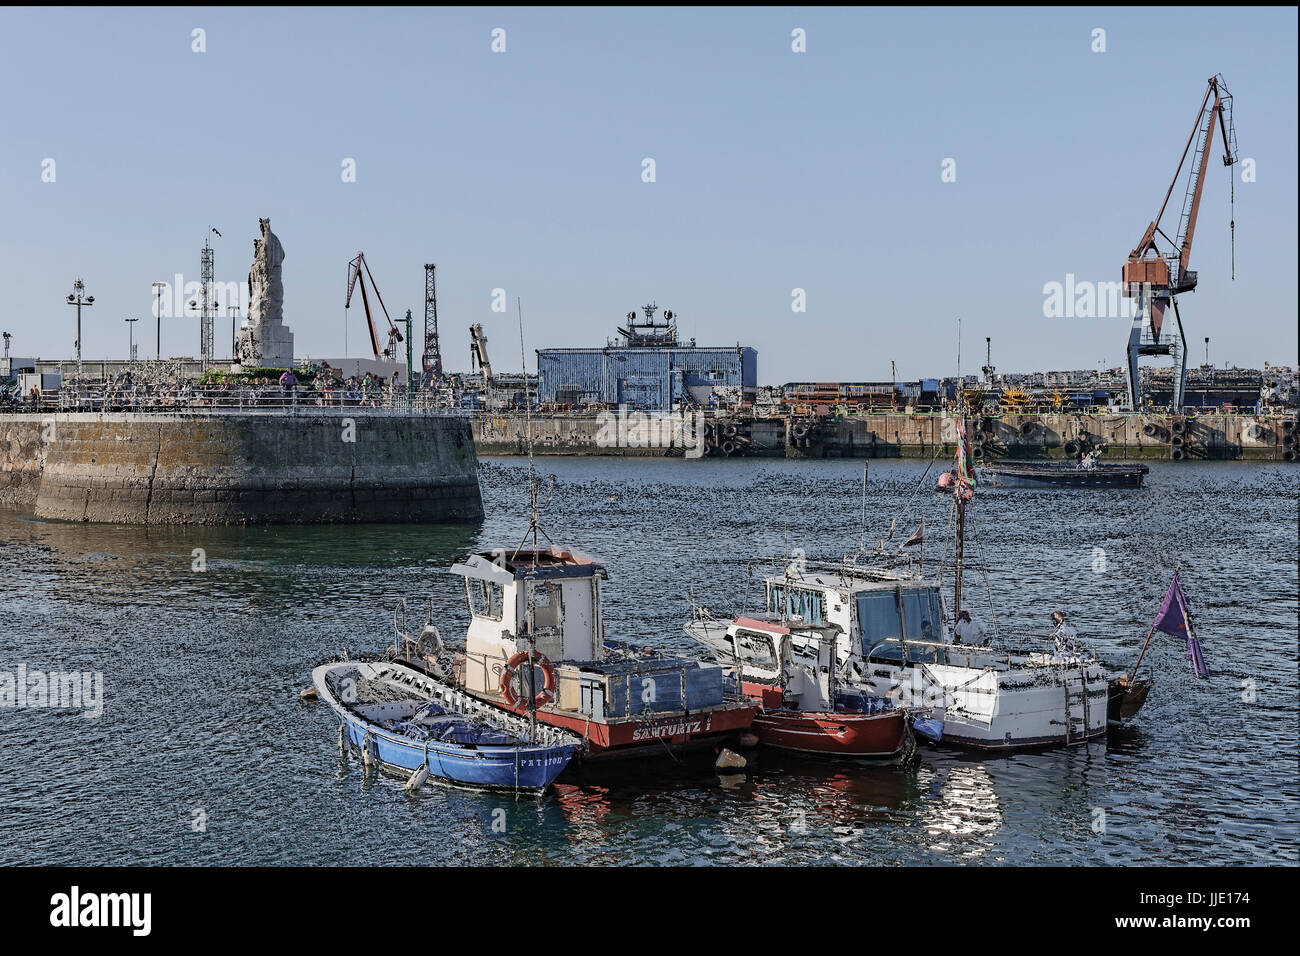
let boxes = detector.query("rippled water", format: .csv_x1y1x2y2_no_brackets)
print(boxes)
2,458,1296,865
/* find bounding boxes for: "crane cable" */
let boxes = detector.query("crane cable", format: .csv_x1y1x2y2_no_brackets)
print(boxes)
1230,159,1236,281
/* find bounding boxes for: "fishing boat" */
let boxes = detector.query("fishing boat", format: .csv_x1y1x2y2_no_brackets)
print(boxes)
977,453,1150,489
688,614,908,757
312,658,581,793
388,306,757,760
688,418,1166,751
689,565,1113,750
389,546,759,760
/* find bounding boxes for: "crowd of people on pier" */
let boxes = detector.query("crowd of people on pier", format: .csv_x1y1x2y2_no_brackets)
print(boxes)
1,366,418,411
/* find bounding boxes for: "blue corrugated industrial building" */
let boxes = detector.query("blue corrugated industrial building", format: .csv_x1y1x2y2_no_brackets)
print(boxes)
537,304,757,410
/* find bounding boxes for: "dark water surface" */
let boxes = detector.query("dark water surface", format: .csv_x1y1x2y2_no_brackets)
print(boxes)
2,458,1296,865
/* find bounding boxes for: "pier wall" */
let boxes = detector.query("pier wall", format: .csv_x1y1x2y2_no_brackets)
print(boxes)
1,412,483,524
471,411,1298,461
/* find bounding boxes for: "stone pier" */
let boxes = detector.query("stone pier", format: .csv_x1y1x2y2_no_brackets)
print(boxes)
1,411,483,524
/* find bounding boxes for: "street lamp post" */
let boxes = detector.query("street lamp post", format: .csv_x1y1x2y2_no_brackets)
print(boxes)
66,278,94,376
125,317,139,361
152,281,167,360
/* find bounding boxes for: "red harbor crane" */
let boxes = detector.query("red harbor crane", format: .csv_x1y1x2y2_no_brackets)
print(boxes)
345,252,404,361
1121,74,1238,410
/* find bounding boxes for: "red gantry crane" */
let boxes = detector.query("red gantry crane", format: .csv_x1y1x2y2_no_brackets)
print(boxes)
1121,74,1238,410
345,252,404,361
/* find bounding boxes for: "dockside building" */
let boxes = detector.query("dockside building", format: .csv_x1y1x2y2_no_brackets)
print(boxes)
536,304,757,411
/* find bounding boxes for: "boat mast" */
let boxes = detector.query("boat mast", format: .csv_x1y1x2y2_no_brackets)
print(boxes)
954,477,965,618
514,297,540,742
953,400,968,620
953,318,965,618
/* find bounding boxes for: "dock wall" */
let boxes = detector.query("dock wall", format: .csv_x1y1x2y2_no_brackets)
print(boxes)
1,412,483,524
471,411,1299,461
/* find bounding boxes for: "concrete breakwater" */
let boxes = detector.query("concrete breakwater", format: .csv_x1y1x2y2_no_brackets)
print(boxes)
1,411,483,524
472,411,1299,461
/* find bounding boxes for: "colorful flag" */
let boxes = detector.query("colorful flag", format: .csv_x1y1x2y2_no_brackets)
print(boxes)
904,518,925,547
1152,570,1211,678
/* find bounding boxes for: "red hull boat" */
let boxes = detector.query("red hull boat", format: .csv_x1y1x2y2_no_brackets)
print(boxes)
742,681,906,756
751,709,907,756
491,695,758,759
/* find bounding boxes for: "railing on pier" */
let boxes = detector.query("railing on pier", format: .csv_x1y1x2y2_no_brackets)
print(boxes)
0,386,469,418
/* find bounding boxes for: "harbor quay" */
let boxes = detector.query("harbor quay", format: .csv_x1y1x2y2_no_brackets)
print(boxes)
470,409,1299,462
0,408,483,524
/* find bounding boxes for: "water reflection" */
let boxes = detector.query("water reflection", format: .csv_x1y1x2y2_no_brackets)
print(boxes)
924,764,1003,857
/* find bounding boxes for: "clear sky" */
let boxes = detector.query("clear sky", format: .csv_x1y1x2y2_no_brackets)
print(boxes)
1,6,1295,382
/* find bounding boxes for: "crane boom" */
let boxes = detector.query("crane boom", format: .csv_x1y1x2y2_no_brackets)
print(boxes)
1120,75,1238,412
469,323,492,384
1124,75,1236,296
345,252,403,361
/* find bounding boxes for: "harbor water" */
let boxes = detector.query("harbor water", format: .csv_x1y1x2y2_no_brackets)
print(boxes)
1,458,1295,865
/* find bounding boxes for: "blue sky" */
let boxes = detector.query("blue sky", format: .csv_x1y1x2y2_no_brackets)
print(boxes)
1,6,1295,382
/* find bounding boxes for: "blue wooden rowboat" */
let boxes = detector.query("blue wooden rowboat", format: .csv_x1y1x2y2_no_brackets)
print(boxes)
313,660,581,793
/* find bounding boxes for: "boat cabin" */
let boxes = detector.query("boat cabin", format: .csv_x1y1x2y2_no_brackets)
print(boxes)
716,616,839,710
762,566,950,667
451,548,607,694
446,546,747,752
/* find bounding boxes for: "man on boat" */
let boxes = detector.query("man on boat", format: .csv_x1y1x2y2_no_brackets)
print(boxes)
1051,611,1080,659
953,610,988,646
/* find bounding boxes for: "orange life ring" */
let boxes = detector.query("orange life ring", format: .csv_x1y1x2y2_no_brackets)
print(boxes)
499,650,557,711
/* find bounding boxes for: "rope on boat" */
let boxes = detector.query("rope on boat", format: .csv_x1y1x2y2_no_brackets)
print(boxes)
900,716,921,770
965,506,1003,647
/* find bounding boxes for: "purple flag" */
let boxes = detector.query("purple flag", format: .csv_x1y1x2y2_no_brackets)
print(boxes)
1186,634,1212,679
1152,571,1211,678
1151,571,1189,638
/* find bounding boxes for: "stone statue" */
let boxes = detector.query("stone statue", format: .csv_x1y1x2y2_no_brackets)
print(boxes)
235,218,294,368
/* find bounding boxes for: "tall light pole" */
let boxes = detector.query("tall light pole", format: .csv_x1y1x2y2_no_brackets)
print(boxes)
152,281,167,360
125,317,139,360
66,278,94,376
230,304,241,360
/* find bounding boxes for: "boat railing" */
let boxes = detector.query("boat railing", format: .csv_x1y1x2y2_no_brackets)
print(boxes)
859,633,1096,675
441,644,754,717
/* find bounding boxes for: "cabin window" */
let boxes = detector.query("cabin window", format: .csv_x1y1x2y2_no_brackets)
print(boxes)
855,591,903,647
467,579,504,621
768,585,825,625
531,581,563,631
729,630,777,667
902,589,943,642
785,636,820,671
